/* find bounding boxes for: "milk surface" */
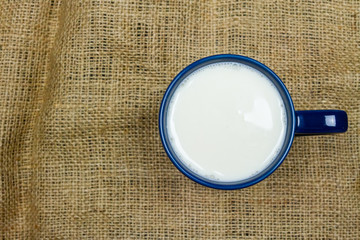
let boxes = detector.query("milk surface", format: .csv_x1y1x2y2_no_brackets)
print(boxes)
167,62,287,182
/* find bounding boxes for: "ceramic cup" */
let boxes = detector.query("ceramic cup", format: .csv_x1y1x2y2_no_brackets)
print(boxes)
159,54,348,190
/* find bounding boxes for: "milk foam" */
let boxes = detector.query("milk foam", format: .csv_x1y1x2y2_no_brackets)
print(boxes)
167,62,287,182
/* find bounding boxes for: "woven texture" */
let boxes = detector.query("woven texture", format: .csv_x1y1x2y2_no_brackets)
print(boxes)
1,0,359,239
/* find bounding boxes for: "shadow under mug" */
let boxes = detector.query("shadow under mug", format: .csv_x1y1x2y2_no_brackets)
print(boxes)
159,54,348,190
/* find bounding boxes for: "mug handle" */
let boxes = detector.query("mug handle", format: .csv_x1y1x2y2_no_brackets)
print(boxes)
295,110,348,135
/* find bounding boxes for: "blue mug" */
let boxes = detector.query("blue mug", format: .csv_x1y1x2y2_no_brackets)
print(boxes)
159,54,348,190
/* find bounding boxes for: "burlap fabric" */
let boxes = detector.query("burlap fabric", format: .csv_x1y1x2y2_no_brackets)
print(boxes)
1,0,359,239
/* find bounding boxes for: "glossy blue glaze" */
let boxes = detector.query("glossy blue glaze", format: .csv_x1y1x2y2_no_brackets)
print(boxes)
159,54,347,190
295,110,348,134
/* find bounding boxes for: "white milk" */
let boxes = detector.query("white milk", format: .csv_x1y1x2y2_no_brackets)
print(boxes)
167,62,287,182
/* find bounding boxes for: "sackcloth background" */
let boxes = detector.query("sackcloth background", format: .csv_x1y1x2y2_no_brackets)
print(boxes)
1,0,359,239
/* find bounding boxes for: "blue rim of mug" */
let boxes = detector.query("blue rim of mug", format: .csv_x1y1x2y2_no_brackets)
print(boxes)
159,54,296,190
